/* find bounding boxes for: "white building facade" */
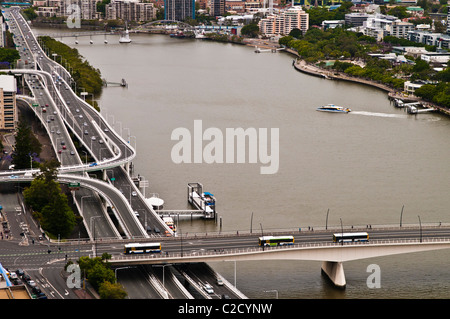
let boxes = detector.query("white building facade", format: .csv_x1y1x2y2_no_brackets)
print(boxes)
258,7,309,37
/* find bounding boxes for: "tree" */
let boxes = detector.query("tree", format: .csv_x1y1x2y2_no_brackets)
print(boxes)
0,48,20,64
12,118,41,169
99,281,127,299
22,8,37,20
77,256,120,294
40,192,76,237
23,160,77,238
240,23,259,38
289,28,303,39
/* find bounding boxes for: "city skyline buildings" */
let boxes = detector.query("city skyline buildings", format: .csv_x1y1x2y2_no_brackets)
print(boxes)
164,0,195,21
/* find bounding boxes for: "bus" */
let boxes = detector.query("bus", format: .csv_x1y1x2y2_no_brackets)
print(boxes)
124,243,161,254
258,236,294,247
332,232,369,243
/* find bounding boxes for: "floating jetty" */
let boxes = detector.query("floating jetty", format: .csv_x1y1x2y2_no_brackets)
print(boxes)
102,78,128,87
254,46,285,53
155,183,217,220
392,98,437,114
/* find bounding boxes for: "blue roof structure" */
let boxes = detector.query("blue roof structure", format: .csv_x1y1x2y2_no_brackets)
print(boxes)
0,263,12,287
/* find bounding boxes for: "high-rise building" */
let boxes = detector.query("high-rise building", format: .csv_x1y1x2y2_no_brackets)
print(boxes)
447,2,450,35
210,0,225,17
0,75,17,131
164,0,195,21
258,7,309,36
105,0,156,22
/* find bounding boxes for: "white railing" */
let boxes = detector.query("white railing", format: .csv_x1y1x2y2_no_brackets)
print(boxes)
109,236,450,263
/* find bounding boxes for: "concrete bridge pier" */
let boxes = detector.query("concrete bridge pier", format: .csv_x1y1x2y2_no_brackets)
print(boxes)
321,261,346,289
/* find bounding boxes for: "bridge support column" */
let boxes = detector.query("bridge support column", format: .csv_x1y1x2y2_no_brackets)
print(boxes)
321,261,346,289
102,169,107,181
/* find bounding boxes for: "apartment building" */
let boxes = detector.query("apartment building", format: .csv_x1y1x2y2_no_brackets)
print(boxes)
0,75,17,131
390,20,415,39
258,6,309,36
210,0,225,17
35,0,99,19
164,0,195,21
105,0,156,22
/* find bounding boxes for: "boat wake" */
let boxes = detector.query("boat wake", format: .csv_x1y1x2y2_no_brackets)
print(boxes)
350,111,408,119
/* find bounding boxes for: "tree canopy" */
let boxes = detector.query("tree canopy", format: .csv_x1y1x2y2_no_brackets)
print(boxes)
12,117,41,169
23,160,78,238
77,254,127,298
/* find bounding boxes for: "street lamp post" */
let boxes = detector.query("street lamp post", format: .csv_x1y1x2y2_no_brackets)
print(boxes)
418,215,422,243
154,264,172,288
400,205,404,227
260,223,264,251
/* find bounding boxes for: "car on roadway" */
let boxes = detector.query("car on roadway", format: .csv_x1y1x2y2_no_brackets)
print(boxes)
216,277,224,286
203,284,214,294
89,162,98,167
131,191,137,197
27,280,36,288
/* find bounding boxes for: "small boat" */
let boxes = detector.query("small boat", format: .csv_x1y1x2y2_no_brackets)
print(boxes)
170,31,185,38
195,31,206,39
316,104,351,113
119,29,131,43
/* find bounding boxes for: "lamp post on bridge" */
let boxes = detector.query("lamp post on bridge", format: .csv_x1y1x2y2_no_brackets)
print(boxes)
418,215,422,243
400,205,404,227
260,223,264,251
340,218,344,246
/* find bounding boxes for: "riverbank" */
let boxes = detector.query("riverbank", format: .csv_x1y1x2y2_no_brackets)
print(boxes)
289,53,450,117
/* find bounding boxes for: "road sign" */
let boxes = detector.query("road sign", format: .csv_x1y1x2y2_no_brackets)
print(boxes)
68,182,80,188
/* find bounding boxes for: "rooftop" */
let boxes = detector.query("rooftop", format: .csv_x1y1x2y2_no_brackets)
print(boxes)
0,75,16,92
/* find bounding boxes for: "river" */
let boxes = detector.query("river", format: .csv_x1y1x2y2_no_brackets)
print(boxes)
33,29,450,298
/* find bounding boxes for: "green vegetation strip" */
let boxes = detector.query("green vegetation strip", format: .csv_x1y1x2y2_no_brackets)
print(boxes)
38,36,103,106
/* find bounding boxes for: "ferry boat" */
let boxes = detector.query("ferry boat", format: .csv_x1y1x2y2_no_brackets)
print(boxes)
316,104,351,113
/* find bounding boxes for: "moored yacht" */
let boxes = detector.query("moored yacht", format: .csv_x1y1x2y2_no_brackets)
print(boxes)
119,29,131,43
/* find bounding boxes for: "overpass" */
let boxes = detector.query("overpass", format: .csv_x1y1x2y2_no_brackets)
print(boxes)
3,7,173,240
106,226,450,288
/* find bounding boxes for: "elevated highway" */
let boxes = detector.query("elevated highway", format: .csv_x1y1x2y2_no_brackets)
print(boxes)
3,7,172,241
